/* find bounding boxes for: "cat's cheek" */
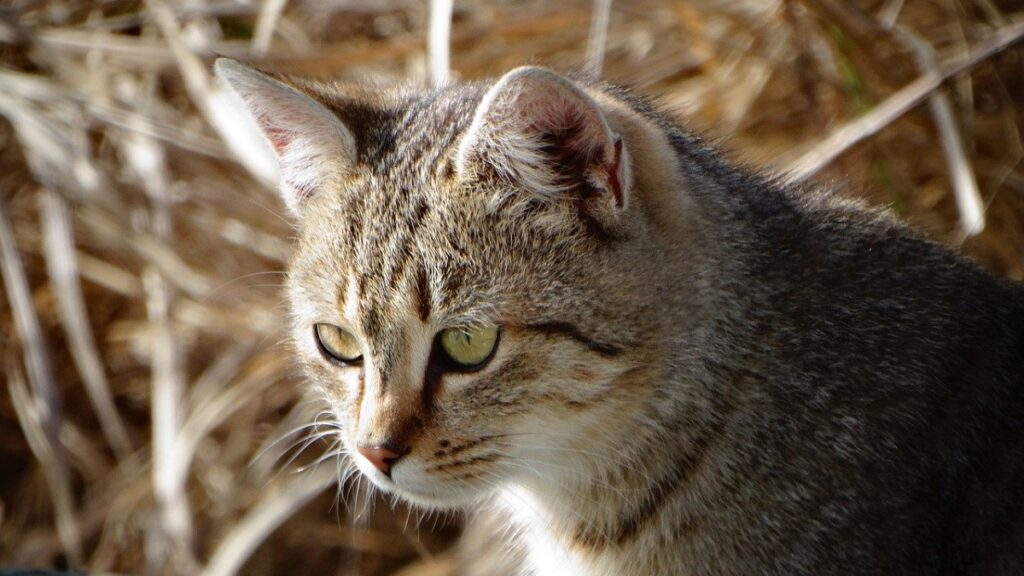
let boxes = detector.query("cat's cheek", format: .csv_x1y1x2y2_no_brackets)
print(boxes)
329,369,364,420
301,360,363,424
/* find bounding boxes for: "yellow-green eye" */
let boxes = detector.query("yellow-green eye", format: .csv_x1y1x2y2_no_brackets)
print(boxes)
314,323,363,364
439,325,500,369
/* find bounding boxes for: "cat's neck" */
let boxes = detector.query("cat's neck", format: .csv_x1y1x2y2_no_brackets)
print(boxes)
490,252,756,572
496,451,709,575
495,367,741,574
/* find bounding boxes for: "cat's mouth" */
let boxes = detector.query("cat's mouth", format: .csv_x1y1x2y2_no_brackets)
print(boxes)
353,454,495,509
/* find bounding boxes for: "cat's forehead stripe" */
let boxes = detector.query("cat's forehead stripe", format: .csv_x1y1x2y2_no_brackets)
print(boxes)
415,266,432,322
342,90,483,333
351,198,433,327
375,87,479,177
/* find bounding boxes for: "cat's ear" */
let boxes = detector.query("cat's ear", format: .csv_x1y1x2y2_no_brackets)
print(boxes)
214,58,356,215
455,66,631,225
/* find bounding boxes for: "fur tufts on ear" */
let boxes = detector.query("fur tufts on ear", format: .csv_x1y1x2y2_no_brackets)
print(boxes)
455,66,632,225
214,58,356,215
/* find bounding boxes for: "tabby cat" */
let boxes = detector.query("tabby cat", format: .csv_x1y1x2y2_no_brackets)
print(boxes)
215,58,1024,575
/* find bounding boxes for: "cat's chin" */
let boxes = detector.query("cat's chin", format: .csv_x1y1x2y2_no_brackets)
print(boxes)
391,484,480,510
360,467,486,510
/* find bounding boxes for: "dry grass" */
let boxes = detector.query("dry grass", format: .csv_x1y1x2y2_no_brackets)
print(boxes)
0,1,1021,575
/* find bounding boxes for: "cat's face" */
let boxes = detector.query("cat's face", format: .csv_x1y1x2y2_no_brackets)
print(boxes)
217,61,665,509
288,174,647,507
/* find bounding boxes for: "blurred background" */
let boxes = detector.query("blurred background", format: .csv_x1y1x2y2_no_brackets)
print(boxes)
0,1,1021,575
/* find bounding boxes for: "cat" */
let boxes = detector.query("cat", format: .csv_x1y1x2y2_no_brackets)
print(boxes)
214,58,1024,575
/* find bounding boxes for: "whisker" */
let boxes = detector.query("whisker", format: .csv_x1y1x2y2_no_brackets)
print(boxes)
250,412,335,466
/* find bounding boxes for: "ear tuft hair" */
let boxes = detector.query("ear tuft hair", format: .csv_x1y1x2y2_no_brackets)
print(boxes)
455,66,631,225
214,58,357,215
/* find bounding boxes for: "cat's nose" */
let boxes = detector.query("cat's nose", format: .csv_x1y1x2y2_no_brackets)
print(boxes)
356,442,408,476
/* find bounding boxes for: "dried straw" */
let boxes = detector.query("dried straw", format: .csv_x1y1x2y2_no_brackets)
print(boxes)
1,1,1021,575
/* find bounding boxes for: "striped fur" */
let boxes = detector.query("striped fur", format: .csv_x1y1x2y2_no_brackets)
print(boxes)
217,61,1024,576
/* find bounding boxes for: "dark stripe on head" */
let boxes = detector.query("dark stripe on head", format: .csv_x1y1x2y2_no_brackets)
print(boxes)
384,198,432,293
357,269,370,295
336,277,348,313
416,267,432,322
346,183,369,257
412,199,430,227
526,322,622,358
443,264,468,304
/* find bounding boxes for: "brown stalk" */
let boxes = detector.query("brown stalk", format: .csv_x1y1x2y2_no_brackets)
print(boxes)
39,190,133,457
784,18,1024,184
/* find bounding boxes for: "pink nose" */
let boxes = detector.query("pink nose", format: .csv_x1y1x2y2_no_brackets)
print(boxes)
356,444,406,476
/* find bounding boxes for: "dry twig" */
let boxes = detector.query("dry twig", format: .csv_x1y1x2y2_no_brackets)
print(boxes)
785,18,1024,184
39,190,133,457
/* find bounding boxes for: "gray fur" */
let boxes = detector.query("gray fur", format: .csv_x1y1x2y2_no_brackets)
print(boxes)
216,59,1024,576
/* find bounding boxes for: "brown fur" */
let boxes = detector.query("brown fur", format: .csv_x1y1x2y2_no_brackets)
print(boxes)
216,59,1024,576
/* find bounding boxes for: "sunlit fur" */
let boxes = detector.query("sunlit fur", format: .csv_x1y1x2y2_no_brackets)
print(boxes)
219,61,1024,576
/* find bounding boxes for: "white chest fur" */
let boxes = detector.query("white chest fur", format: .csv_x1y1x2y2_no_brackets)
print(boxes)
498,485,609,576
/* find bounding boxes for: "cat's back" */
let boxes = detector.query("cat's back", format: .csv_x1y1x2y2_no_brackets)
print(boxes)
706,173,1024,574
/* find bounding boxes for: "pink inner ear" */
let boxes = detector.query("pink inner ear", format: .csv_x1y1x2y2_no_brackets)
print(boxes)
251,109,319,204
257,111,293,154
516,92,621,203
265,127,292,154
250,105,302,154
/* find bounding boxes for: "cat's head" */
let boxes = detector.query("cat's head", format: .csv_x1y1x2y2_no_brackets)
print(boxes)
217,60,691,509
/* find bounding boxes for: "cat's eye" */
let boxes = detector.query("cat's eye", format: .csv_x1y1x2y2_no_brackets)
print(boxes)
439,325,500,369
314,323,363,364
